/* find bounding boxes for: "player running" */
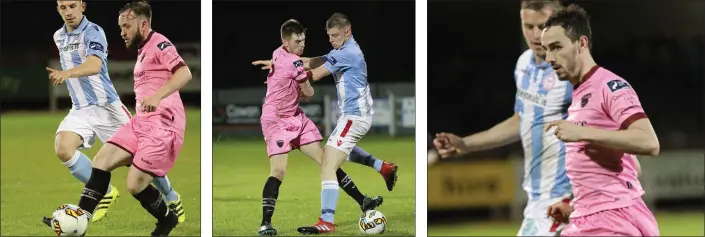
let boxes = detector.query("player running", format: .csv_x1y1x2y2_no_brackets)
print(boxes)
252,14,399,194
432,1,574,236
46,0,185,223
540,5,659,236
256,19,386,236
44,1,192,236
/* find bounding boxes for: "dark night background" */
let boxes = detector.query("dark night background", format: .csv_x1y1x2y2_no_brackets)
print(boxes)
213,1,415,89
0,0,201,110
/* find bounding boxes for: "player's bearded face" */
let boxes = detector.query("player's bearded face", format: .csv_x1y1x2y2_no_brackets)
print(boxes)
520,8,552,58
326,27,348,49
118,13,145,52
57,1,85,28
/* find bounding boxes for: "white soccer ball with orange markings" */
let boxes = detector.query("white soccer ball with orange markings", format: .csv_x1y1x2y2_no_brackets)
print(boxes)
51,204,89,236
358,210,387,234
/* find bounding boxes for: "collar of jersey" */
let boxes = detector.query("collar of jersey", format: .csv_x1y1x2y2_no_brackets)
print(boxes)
138,30,156,51
339,36,356,50
63,16,89,36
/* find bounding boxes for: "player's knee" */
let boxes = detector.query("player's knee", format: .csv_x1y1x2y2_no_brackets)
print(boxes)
54,145,76,162
125,180,145,195
270,167,286,181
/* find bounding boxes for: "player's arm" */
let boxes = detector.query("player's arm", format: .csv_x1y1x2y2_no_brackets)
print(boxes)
582,80,659,156
300,56,326,70
306,53,348,82
152,41,193,99
64,27,107,78
299,80,314,97
457,113,522,154
292,59,314,97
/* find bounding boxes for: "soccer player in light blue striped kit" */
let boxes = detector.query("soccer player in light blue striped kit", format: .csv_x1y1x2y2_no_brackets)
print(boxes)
432,1,576,236
46,0,185,223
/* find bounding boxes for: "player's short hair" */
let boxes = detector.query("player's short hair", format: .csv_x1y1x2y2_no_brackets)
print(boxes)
544,4,593,50
520,0,562,11
119,0,152,22
280,19,306,40
326,13,351,30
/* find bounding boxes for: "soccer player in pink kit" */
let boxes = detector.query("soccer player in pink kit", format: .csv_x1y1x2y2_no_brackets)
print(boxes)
540,4,660,236
257,19,383,236
47,1,192,236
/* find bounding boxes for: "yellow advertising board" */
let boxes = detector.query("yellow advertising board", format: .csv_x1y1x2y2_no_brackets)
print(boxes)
428,160,516,209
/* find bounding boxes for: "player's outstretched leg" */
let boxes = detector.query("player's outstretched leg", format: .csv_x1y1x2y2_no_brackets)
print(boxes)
55,132,120,222
297,147,348,235
152,176,185,223
336,168,383,212
259,154,287,236
347,146,398,191
126,165,178,237
42,143,132,233
300,142,384,213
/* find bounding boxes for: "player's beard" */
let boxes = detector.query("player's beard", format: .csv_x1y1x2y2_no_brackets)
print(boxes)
128,28,145,52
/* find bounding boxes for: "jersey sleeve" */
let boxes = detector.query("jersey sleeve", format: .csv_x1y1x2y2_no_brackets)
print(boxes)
601,79,647,129
154,39,187,74
323,50,351,74
289,57,308,83
82,25,108,60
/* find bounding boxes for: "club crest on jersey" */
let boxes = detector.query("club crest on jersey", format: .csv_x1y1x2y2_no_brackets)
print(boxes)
580,93,592,108
542,73,556,90
89,41,104,52
607,79,630,92
276,140,284,148
293,59,304,68
157,41,172,51
327,56,338,65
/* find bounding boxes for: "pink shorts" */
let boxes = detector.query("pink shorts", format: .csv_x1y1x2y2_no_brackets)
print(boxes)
107,118,184,177
261,111,322,157
561,199,659,236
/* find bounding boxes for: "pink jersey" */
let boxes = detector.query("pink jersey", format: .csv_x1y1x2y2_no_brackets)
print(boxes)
565,65,648,218
262,46,309,118
133,31,187,138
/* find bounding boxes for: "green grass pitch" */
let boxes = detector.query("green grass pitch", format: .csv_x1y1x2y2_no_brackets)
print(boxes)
213,135,416,236
428,212,704,236
1,108,201,236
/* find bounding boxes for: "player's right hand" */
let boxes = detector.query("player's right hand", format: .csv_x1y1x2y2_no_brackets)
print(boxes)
433,132,465,158
252,60,272,70
547,201,573,224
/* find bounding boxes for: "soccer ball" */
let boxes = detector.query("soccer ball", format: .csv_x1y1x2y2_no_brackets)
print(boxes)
51,204,89,236
358,210,387,234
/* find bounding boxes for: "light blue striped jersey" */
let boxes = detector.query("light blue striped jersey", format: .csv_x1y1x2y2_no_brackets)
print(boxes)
514,49,573,201
53,16,119,109
323,36,374,117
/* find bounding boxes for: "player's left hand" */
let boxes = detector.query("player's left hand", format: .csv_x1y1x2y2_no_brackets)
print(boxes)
545,120,588,142
140,96,161,112
46,67,70,85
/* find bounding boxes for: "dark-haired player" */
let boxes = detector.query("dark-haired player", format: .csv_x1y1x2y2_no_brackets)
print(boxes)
541,4,659,236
